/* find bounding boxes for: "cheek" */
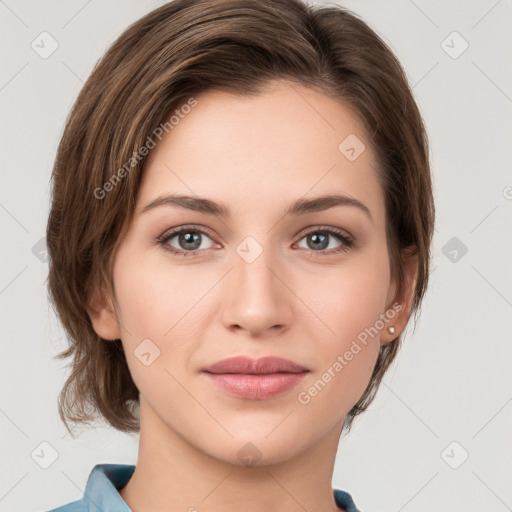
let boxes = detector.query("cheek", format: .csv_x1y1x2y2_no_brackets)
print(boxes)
294,272,385,419
112,250,215,363
111,255,206,399
114,245,197,328
295,244,390,399
302,247,391,344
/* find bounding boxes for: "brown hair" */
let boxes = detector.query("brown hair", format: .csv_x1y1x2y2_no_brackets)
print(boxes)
47,0,435,436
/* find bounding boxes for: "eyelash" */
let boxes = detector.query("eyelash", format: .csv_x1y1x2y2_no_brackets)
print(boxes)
156,224,355,258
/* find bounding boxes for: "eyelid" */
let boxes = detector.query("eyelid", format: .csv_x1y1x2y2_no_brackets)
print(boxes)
157,224,220,244
294,224,354,243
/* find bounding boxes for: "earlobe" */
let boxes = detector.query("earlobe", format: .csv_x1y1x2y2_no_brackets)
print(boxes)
86,287,122,341
381,249,419,345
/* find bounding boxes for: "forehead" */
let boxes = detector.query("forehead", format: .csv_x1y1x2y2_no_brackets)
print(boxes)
137,81,384,224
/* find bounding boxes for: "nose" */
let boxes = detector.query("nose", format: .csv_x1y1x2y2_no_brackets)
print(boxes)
220,237,292,337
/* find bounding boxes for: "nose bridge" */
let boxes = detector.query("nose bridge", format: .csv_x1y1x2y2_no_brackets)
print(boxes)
234,233,281,304
221,233,290,334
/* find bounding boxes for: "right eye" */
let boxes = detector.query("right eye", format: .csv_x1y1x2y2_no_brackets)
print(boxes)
157,225,218,257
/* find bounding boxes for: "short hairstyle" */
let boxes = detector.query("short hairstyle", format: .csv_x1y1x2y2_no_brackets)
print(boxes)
47,0,435,436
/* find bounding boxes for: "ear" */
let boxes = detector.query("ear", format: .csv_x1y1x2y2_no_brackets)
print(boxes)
380,248,418,345
86,284,122,341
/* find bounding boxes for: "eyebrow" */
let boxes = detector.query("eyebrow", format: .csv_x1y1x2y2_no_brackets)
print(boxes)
140,193,372,220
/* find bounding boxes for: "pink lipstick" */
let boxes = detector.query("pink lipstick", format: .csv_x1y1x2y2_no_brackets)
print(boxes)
202,356,309,400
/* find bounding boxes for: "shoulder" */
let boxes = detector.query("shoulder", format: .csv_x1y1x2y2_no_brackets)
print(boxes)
43,463,135,512
333,488,361,512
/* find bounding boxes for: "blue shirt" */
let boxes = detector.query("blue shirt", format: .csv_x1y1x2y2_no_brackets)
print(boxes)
46,463,360,512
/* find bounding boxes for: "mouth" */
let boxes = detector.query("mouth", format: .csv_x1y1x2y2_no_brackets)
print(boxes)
202,356,310,400
202,355,309,374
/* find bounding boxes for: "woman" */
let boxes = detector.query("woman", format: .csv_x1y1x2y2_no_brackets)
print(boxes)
45,0,435,510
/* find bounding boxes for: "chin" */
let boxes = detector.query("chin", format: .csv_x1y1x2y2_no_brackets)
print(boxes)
201,430,309,468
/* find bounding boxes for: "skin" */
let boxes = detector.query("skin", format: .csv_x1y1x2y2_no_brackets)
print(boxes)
88,80,417,512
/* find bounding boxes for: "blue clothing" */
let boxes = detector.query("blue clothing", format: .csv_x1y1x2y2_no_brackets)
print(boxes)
46,463,360,512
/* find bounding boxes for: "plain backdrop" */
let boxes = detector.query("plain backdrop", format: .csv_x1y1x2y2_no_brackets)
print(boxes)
1,1,511,511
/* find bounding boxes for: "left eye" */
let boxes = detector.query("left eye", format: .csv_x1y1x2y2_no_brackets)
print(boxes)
296,230,347,252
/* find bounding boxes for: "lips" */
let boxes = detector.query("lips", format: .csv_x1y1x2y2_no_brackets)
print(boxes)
202,356,309,400
202,356,308,375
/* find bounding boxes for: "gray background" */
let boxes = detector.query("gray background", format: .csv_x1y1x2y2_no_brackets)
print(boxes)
1,1,511,511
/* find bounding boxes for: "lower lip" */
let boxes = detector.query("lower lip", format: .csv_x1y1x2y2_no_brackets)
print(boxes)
203,372,308,400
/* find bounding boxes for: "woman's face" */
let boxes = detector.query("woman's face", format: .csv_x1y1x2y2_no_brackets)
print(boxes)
94,80,406,465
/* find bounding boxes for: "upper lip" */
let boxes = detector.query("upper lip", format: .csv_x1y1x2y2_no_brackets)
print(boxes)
202,356,309,375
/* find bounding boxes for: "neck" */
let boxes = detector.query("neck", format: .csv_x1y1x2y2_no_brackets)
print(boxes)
119,398,345,512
